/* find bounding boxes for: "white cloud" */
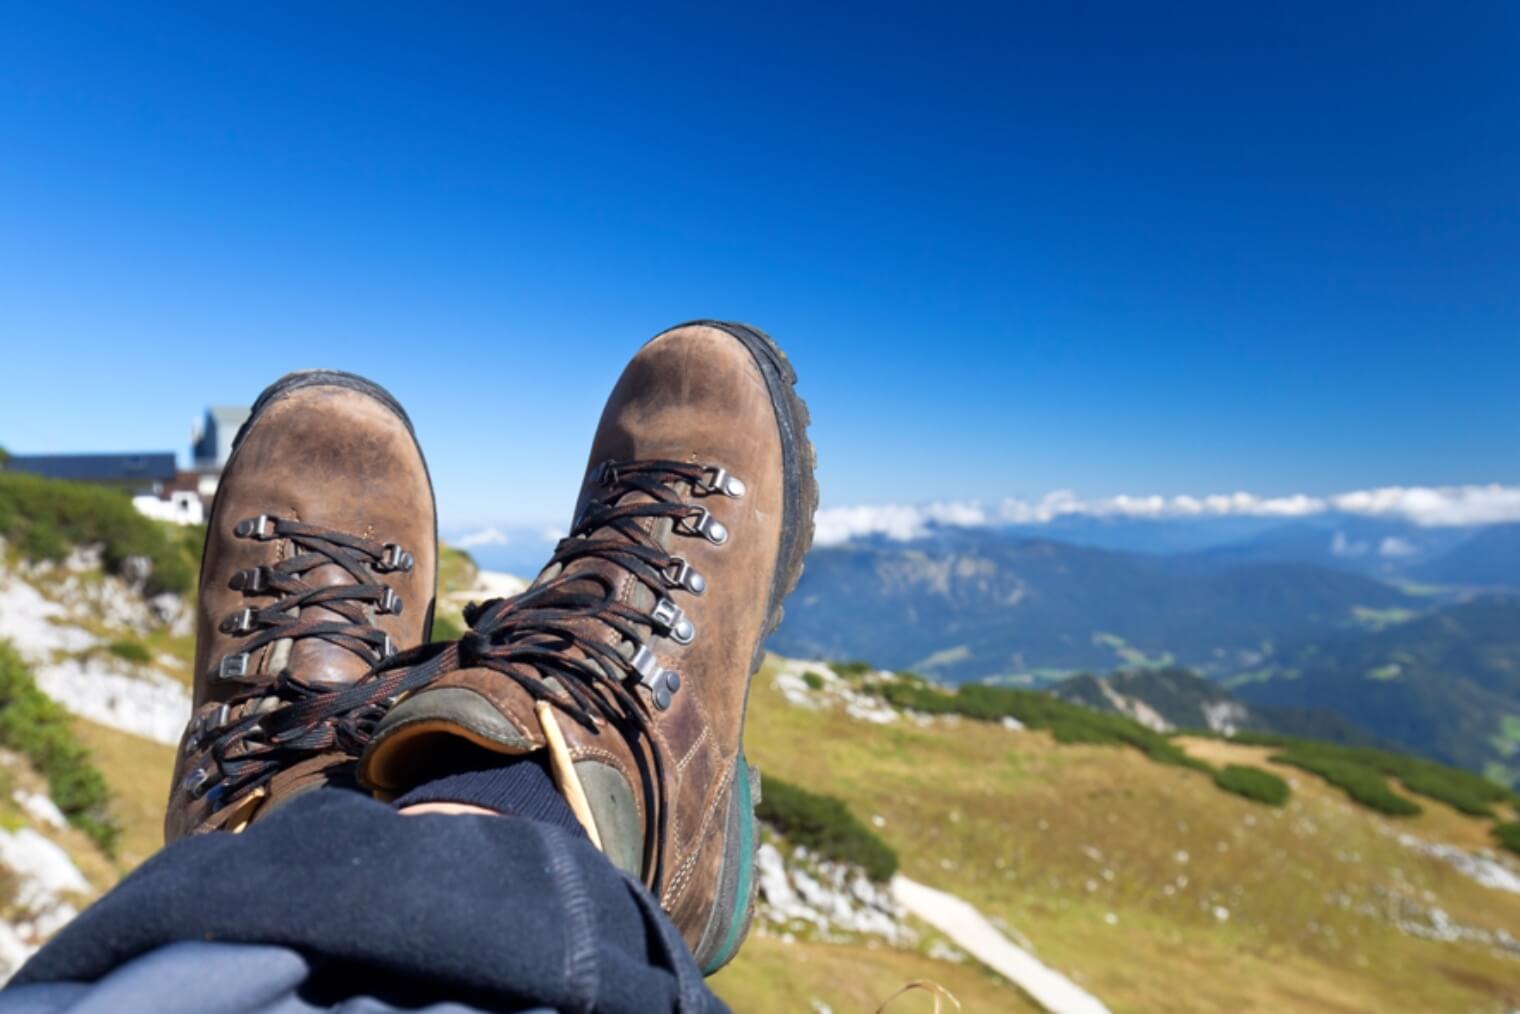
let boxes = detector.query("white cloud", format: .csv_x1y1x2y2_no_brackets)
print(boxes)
1379,536,1418,557
456,527,510,548
812,484,1520,546
1330,484,1520,527
812,501,989,545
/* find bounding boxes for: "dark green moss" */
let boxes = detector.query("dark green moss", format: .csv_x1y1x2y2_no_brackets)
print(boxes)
0,642,118,853
757,773,897,882
0,472,197,596
1212,764,1290,806
106,639,152,665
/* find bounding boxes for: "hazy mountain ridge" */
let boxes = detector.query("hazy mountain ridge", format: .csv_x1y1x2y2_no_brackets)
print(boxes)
1234,596,1520,786
1411,522,1520,588
771,532,1419,682
769,520,1520,785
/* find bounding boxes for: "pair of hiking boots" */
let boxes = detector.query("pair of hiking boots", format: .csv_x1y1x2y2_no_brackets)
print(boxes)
163,321,817,973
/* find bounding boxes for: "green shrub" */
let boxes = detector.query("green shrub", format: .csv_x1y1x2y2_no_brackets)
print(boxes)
1234,731,1507,817
757,773,897,881
430,613,464,643
0,642,118,852
0,472,197,596
106,639,152,665
1213,764,1290,806
1270,752,1422,816
801,671,825,691
829,660,873,682
864,677,1280,800
1494,821,1520,856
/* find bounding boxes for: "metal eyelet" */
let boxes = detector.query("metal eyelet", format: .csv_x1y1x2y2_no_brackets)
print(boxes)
377,543,414,573
663,558,706,595
650,598,696,645
702,466,747,498
652,671,681,710
234,515,278,540
377,587,403,615
220,608,258,635
182,765,217,799
191,703,233,746
631,643,681,710
216,653,251,681
684,507,729,545
595,461,619,486
230,567,267,593
380,634,396,658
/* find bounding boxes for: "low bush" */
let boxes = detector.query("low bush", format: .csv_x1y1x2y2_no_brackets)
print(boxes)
106,639,152,665
757,773,897,882
1494,821,1520,856
0,642,118,853
1235,731,1507,817
1270,751,1422,816
1213,764,1290,806
829,660,874,682
864,677,1288,802
801,671,825,691
0,472,196,596
430,613,465,643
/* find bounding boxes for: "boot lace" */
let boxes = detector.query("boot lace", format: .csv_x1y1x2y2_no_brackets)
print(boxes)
180,515,417,809
431,458,742,887
190,459,743,889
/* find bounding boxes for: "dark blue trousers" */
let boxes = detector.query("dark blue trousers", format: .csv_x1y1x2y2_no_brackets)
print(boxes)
0,792,726,1013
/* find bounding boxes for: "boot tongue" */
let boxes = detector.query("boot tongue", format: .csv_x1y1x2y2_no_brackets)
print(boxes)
283,561,375,685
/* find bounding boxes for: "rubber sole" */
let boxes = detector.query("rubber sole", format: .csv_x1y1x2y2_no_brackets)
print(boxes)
659,321,818,973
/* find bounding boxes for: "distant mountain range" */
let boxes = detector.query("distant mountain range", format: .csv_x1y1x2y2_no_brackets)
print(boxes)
771,529,1422,682
997,513,1520,586
1232,596,1520,786
1049,666,1383,746
1409,522,1520,587
768,516,1520,785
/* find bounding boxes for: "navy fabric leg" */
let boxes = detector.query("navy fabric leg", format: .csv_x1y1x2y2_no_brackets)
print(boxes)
3,792,724,1014
0,940,510,1014
390,755,587,838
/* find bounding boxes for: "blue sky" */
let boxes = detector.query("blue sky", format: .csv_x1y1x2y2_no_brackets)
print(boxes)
1,3,1516,541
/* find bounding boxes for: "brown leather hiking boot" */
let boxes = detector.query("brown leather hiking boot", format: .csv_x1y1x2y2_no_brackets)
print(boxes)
358,321,816,971
165,370,437,842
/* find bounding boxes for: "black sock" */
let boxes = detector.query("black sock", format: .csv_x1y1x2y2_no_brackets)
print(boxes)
391,755,587,839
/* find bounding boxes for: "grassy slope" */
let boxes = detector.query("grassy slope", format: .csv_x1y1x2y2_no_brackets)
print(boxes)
710,934,1032,1013
716,657,1520,1013
69,718,177,871
56,633,1520,1011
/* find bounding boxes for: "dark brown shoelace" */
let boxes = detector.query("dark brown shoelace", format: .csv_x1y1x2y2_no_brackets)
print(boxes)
183,516,416,807
416,458,741,888
194,459,741,890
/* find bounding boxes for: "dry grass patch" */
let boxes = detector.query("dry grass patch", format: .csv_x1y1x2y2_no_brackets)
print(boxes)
743,657,1520,1014
69,718,176,871
710,932,1032,1012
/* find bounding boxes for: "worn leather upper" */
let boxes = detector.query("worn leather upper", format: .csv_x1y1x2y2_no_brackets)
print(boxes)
360,323,811,953
165,378,437,842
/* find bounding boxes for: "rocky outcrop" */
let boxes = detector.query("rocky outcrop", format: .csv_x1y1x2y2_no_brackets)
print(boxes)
0,807,97,980
0,549,191,745
755,840,913,945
